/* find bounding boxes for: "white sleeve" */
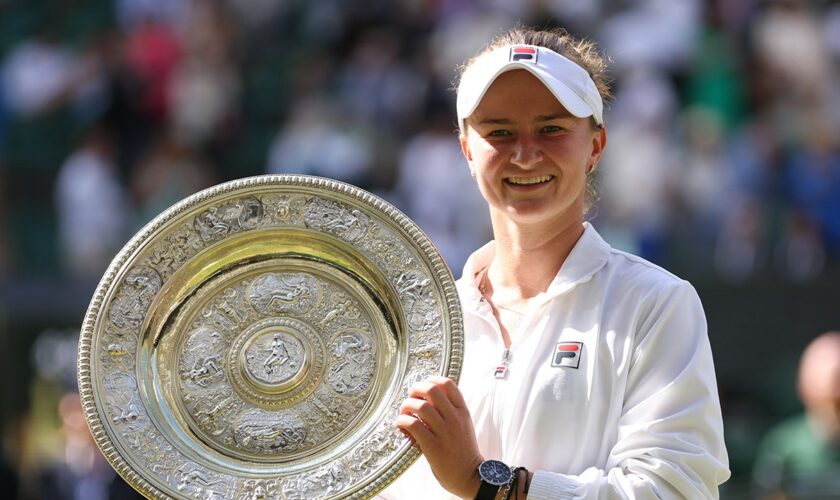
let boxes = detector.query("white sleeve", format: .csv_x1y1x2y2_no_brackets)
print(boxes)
528,282,730,499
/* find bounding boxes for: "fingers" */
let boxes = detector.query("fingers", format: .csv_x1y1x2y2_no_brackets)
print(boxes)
400,396,446,434
428,375,468,409
395,413,433,448
408,376,467,418
396,375,470,450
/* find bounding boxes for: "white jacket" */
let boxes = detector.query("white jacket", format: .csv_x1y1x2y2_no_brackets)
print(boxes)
380,223,730,499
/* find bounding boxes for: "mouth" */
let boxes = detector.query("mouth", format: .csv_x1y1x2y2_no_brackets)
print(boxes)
505,175,554,186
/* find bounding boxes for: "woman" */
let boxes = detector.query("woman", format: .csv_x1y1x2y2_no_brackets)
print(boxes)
381,27,729,499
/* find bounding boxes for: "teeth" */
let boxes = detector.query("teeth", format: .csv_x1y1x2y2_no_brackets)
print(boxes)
507,175,553,185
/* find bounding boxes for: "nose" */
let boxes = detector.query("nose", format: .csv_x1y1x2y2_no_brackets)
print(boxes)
510,135,543,168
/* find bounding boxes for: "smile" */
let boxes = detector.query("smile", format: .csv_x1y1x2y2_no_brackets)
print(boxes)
505,175,554,185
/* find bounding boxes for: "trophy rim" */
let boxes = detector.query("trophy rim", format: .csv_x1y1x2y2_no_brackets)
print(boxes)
77,174,463,499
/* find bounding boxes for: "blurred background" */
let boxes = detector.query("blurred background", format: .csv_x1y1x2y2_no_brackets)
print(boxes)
0,0,838,498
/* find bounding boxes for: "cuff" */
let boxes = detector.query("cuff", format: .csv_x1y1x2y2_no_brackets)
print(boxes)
527,471,581,500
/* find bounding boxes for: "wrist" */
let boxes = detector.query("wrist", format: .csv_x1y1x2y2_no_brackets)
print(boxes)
458,456,484,499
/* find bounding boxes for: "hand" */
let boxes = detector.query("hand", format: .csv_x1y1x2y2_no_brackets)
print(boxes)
395,375,483,499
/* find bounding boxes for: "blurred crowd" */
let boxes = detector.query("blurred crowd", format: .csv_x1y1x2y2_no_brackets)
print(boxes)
0,0,839,282
1,0,840,498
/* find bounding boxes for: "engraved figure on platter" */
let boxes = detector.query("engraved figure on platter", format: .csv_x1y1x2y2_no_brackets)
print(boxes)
186,354,222,387
328,331,374,395
232,197,263,229
304,198,369,241
284,462,348,499
317,294,360,328
111,398,141,426
191,391,236,436
195,206,231,241
239,478,282,500
194,197,263,241
367,226,414,271
352,427,400,473
263,333,291,373
104,373,145,431
180,327,226,388
173,462,230,499
396,270,430,302
216,288,245,324
233,410,306,453
245,331,304,384
147,226,200,279
249,273,318,314
108,266,162,331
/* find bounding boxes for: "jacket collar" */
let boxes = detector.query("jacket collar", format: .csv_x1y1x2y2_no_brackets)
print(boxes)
457,222,611,306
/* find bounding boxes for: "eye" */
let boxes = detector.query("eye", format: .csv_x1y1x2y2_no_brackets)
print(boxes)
541,124,564,134
486,129,512,138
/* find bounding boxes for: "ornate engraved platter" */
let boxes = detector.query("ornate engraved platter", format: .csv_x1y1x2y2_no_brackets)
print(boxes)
77,175,463,499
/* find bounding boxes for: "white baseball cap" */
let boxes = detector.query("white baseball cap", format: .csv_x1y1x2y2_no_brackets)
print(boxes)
456,45,603,130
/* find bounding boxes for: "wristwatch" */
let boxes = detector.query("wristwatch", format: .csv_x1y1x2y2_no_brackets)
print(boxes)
475,459,512,500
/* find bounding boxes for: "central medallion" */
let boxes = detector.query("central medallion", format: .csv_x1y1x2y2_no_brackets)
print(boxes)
242,329,308,393
227,316,326,409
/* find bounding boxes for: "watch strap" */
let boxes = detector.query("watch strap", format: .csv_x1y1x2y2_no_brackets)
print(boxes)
475,479,500,500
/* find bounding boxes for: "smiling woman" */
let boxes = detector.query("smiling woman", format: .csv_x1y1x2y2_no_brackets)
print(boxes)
378,26,730,500
459,70,604,230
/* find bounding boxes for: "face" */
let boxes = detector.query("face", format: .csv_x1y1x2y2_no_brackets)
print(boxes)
460,70,606,227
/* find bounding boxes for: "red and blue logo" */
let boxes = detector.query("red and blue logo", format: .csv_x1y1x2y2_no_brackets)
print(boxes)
510,46,537,63
551,342,582,369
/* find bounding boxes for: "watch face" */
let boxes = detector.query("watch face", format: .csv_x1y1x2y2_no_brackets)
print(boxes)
479,460,512,486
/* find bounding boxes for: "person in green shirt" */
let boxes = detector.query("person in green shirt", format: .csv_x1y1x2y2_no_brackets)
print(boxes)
753,331,840,498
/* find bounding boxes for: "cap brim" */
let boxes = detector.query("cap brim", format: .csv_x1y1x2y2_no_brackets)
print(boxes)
458,62,595,125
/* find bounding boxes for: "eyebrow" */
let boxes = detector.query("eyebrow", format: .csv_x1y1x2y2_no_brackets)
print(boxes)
477,118,512,125
476,112,574,126
535,112,574,121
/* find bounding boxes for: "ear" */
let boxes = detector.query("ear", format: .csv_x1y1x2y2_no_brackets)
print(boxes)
589,126,607,169
459,133,476,177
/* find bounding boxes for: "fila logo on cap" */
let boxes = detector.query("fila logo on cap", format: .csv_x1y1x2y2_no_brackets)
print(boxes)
551,342,582,369
510,46,538,63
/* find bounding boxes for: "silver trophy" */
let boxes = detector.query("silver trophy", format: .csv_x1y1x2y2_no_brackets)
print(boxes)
77,175,463,499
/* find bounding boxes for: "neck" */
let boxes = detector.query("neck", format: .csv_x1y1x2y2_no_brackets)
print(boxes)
486,211,585,302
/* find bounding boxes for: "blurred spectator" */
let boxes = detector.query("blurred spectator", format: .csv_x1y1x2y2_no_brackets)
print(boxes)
34,392,115,500
114,0,190,31
266,95,374,186
1,23,77,118
678,106,731,247
753,331,840,497
130,127,216,225
54,125,131,278
714,196,767,282
785,119,840,257
750,0,836,146
335,28,429,133
774,210,826,282
598,0,701,73
123,17,181,123
598,68,679,262
169,0,241,149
